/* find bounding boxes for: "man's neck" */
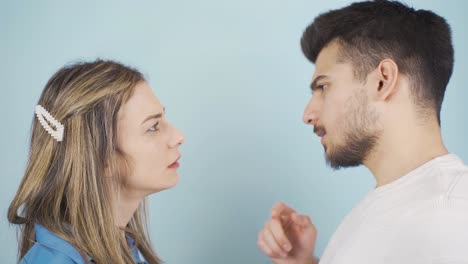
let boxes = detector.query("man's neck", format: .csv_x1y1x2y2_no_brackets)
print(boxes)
364,121,448,187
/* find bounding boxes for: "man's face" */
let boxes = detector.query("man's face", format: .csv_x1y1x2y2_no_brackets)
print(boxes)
303,41,382,169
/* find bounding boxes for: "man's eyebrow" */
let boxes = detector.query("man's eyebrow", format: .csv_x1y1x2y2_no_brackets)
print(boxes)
310,75,328,91
141,108,166,125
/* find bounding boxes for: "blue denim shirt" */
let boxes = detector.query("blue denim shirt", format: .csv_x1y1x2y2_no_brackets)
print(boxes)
20,224,147,264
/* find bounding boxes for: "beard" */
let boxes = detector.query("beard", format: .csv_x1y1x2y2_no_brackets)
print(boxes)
323,89,381,170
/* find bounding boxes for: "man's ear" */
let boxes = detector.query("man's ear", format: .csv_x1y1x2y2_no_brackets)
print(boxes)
373,59,399,101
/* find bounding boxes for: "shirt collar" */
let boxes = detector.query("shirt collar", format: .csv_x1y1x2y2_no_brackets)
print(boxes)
35,224,145,263
127,234,144,262
34,224,87,263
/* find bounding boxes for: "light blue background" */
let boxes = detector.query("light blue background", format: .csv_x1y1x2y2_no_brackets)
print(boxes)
1,0,467,263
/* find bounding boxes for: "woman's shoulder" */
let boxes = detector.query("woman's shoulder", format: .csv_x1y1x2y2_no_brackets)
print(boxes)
20,224,87,264
21,243,77,264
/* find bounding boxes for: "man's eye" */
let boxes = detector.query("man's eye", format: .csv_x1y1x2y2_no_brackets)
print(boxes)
311,84,327,95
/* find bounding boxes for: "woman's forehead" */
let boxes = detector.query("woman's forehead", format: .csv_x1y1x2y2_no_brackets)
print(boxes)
119,82,164,122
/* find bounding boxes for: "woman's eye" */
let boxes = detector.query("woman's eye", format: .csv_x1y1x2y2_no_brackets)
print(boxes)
147,122,159,132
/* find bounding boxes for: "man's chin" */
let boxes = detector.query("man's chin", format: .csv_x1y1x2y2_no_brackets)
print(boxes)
324,150,364,170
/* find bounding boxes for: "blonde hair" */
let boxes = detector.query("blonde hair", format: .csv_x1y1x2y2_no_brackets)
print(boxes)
8,59,161,264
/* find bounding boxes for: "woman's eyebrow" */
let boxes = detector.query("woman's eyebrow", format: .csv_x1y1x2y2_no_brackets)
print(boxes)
141,113,163,125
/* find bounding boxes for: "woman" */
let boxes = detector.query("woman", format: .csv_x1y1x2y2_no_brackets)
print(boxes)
8,59,184,264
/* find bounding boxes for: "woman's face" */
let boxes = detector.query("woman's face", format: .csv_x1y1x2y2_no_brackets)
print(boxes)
116,81,184,198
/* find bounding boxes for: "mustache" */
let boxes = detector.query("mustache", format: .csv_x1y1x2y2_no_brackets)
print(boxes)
313,126,326,134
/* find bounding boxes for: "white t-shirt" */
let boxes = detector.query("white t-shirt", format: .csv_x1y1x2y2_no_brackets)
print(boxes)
319,154,468,264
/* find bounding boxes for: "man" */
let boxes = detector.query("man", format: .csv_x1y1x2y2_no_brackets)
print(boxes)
257,1,468,263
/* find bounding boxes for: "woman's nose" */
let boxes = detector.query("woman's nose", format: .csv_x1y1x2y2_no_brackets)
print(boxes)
168,124,185,148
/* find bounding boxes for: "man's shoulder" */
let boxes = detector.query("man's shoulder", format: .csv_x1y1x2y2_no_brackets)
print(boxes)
428,153,468,199
446,159,468,200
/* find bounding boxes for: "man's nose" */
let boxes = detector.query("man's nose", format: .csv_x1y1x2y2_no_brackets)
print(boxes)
303,95,321,125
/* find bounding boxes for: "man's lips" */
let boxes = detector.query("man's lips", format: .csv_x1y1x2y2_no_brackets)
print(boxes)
314,127,326,138
316,130,326,137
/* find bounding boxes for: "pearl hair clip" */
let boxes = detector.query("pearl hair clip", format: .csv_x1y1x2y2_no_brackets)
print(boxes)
35,105,64,142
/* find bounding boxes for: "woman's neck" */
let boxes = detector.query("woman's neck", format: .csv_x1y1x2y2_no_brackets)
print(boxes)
114,188,143,228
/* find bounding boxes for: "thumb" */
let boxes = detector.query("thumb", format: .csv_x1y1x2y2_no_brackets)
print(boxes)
292,213,311,228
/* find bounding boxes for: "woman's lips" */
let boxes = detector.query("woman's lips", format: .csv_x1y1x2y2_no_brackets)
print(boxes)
168,156,181,169
168,161,180,169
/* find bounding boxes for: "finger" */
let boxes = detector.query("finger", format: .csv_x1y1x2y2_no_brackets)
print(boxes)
281,214,295,231
262,226,288,258
268,219,292,252
257,236,274,257
271,201,296,219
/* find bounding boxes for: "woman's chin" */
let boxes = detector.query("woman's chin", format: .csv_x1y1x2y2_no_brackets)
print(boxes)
150,175,179,194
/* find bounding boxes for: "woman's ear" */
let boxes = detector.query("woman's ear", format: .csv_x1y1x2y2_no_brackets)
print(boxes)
374,59,399,101
104,162,113,178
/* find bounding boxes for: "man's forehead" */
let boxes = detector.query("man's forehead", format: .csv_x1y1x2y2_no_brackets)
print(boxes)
316,43,340,67
311,63,333,82
311,42,352,81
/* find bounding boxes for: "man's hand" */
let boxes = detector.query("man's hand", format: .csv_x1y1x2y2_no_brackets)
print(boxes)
257,202,318,264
